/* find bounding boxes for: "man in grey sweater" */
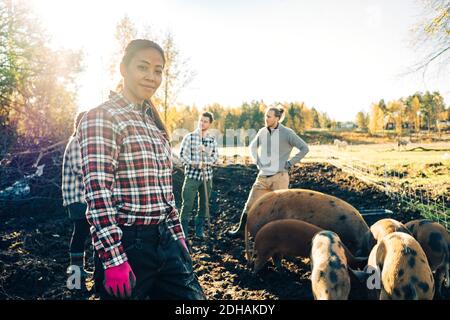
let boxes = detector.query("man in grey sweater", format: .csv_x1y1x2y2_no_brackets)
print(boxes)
227,106,310,237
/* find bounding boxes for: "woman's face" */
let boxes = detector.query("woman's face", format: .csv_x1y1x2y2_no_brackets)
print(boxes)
120,47,164,104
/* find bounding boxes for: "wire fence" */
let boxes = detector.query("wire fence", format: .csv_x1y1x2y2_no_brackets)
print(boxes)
324,146,449,231
216,146,449,231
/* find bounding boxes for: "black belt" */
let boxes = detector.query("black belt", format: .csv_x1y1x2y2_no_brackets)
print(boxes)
121,224,159,232
121,224,160,242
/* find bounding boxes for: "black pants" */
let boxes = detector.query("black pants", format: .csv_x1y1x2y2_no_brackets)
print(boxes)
68,203,90,254
94,223,205,300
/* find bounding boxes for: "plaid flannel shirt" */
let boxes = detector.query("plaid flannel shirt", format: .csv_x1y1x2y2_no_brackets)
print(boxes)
179,129,218,181
62,136,86,206
78,91,183,269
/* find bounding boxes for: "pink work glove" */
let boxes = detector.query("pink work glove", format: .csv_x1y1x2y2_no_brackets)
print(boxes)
104,261,136,299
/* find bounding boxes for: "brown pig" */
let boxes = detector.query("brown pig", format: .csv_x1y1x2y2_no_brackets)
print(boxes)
405,219,449,297
361,218,411,255
310,231,352,300
245,189,370,261
253,219,367,273
366,232,435,300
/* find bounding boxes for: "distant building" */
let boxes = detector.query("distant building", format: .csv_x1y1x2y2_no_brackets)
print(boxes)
384,114,396,130
436,120,450,131
337,121,357,129
385,122,395,130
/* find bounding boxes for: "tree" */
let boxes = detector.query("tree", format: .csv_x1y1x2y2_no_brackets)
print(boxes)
369,102,385,134
421,91,436,131
250,101,265,129
164,105,184,133
285,102,306,133
355,111,369,130
297,103,306,132
311,108,321,128
378,99,387,113
319,112,332,129
432,91,446,118
0,1,81,148
363,91,447,135
410,0,450,74
238,102,251,129
205,103,225,132
159,31,195,123
0,1,16,107
387,100,407,135
0,1,20,154
285,103,296,132
408,94,422,132
330,120,338,130
224,111,238,131
302,105,314,130
109,15,137,80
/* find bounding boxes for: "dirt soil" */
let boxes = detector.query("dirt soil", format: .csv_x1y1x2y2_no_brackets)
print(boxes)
0,162,448,300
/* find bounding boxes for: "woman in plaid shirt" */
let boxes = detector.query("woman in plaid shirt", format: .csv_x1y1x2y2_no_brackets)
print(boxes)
78,39,204,300
62,111,91,282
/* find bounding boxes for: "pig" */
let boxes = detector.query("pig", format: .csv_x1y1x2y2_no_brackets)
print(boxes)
361,218,411,255
405,219,449,297
366,232,435,300
252,219,367,274
310,231,352,300
245,189,370,261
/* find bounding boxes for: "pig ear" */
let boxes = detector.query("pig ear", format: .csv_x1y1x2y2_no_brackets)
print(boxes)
348,268,370,284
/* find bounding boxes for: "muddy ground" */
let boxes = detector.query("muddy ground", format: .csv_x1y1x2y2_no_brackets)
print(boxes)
0,162,448,300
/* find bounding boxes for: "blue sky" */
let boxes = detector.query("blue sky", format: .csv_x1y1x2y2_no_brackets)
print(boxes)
30,0,449,121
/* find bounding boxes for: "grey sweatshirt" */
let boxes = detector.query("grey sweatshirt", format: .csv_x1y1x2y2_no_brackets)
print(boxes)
250,124,309,176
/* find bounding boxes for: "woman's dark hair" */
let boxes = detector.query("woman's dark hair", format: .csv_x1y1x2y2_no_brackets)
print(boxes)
121,39,170,139
201,112,214,123
267,106,285,122
121,39,166,67
73,111,87,137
